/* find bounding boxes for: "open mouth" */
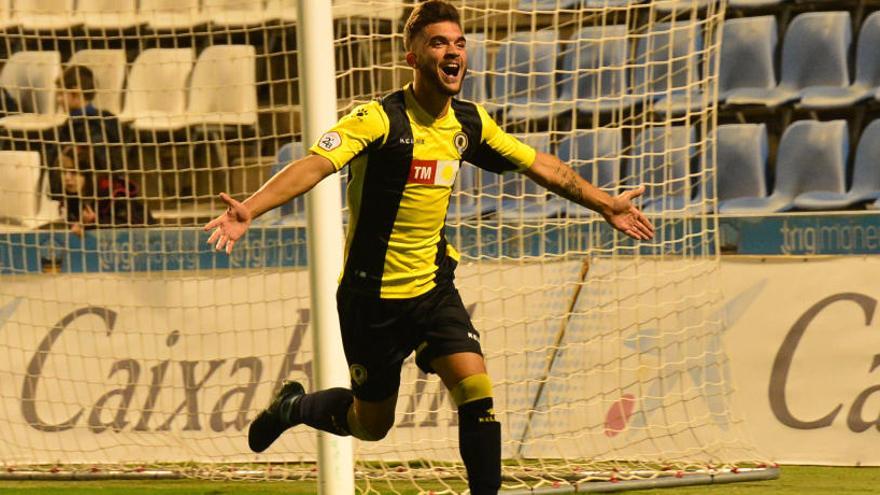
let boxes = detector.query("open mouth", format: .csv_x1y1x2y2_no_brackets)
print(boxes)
441,63,461,80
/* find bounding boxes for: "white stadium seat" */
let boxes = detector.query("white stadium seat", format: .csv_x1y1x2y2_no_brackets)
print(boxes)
67,49,127,115
140,0,205,31
12,0,78,30
204,0,270,27
0,151,61,229
117,48,194,131
0,51,66,132
186,45,258,128
76,0,140,30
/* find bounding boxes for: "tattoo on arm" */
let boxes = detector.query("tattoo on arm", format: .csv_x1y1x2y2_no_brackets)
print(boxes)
553,162,585,205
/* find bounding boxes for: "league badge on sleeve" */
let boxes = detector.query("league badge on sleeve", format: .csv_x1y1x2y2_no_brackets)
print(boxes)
318,131,342,151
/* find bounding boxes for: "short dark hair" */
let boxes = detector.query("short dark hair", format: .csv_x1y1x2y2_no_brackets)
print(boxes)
404,0,462,51
60,66,96,101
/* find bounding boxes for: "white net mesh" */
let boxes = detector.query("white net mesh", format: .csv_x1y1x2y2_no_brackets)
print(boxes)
0,0,770,492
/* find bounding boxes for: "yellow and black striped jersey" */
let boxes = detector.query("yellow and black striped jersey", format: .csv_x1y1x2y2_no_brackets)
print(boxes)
309,84,536,299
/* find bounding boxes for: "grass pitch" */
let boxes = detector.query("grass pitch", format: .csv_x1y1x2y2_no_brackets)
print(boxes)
0,466,874,494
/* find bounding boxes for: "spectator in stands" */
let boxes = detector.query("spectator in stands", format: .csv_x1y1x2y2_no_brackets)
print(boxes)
47,65,123,199
59,145,154,236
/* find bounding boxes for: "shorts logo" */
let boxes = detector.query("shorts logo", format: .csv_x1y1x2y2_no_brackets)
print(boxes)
318,131,341,152
350,364,368,386
453,132,468,154
408,159,459,186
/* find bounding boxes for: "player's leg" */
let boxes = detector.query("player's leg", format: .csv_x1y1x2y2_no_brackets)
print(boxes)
249,289,410,452
413,285,500,495
248,382,400,452
432,352,500,495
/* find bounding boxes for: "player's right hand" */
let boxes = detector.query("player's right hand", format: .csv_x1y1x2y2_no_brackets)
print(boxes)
204,192,252,254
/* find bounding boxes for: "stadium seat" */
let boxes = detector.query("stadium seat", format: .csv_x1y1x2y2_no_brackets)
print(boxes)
447,163,479,222
204,0,270,27
721,120,848,213
258,141,307,225
0,150,61,228
0,51,66,132
626,125,695,213
560,128,622,218
491,29,558,121
140,0,206,31
332,0,403,22
497,133,552,221
460,33,487,103
67,49,127,115
75,0,140,30
793,119,880,209
517,0,583,9
556,25,631,117
714,124,768,213
719,16,777,104
654,0,717,13
264,0,297,23
726,12,851,108
728,0,787,8
12,0,78,30
800,12,880,110
0,0,15,29
632,22,704,117
118,48,194,131
186,45,258,128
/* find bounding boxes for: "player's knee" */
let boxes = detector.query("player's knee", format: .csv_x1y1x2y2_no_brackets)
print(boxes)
450,373,493,407
347,407,393,441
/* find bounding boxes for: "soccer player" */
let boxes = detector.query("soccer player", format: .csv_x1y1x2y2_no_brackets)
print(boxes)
204,1,654,493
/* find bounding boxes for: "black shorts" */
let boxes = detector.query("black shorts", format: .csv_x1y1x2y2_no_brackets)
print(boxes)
336,282,483,402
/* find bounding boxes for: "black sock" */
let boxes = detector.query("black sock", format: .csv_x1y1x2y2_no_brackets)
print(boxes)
458,397,501,495
281,387,353,437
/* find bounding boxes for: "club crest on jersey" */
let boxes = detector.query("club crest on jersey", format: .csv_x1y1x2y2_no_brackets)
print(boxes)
318,131,341,151
453,132,468,154
408,159,459,186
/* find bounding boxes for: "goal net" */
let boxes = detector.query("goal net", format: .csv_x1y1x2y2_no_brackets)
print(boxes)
0,0,771,492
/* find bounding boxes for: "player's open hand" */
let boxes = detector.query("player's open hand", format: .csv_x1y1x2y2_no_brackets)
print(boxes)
204,192,252,254
603,186,654,241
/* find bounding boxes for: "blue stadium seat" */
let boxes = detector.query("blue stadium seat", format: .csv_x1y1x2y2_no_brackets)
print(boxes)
560,128,622,218
448,163,504,221
491,29,558,122
626,126,695,214
460,32,487,103
794,119,880,209
632,22,704,117
801,12,880,110
722,120,848,214
260,141,306,225
715,124,768,213
726,12,851,108
719,16,777,104
497,133,552,222
556,25,631,117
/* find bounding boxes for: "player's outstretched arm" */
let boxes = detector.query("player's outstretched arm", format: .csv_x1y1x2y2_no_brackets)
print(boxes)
523,151,655,241
203,154,336,254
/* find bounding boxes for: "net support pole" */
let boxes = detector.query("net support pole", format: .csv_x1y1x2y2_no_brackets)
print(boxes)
296,2,354,494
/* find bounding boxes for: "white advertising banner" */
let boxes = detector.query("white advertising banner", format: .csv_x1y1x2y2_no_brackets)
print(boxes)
1,256,878,466
721,257,880,466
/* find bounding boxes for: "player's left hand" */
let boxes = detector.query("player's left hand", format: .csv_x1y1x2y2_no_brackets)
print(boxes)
603,186,654,240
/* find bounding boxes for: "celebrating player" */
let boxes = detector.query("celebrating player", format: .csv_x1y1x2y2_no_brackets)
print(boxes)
204,1,654,493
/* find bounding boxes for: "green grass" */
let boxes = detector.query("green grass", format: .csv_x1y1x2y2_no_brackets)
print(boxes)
0,466,874,494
